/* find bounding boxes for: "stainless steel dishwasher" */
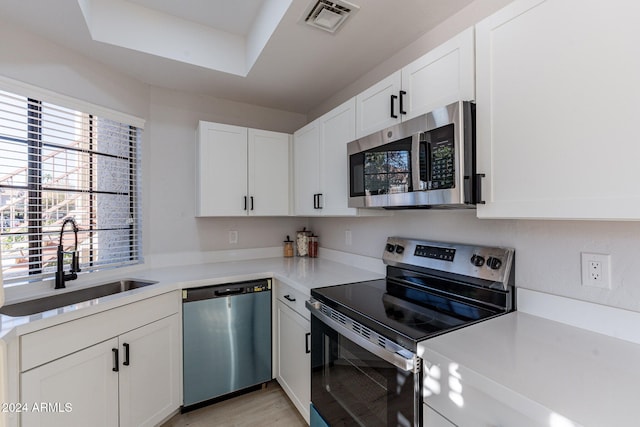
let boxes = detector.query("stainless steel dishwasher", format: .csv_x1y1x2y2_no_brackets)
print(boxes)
182,279,272,409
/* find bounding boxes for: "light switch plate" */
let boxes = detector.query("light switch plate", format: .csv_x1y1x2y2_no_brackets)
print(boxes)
229,230,238,244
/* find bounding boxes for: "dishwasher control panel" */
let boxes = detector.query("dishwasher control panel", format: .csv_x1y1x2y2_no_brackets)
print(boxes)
182,279,271,302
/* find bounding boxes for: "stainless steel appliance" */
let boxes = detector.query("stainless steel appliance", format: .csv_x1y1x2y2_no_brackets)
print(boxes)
307,237,514,427
182,279,272,409
348,101,480,209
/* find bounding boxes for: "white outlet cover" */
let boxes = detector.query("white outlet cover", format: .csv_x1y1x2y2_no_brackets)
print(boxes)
581,252,611,289
229,230,238,244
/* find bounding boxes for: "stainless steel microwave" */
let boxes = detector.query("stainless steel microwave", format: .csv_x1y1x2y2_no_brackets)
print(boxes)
347,101,479,209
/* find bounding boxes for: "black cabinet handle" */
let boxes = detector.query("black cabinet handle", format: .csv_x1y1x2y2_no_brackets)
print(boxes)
284,294,296,302
250,196,254,211
399,90,407,115
305,332,311,354
390,94,398,118
123,343,130,366
475,173,486,205
317,193,323,209
244,196,247,210
313,193,318,209
112,348,119,372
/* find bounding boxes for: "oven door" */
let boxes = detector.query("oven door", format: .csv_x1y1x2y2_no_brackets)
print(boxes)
307,300,421,427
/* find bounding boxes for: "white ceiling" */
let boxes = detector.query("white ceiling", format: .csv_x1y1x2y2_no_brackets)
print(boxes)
0,0,477,114
127,0,265,36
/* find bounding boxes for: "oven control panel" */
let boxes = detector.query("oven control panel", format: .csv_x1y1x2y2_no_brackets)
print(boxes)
382,237,515,289
414,244,456,262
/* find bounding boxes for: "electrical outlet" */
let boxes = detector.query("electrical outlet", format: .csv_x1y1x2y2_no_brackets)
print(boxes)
581,253,611,289
229,230,238,244
345,230,352,246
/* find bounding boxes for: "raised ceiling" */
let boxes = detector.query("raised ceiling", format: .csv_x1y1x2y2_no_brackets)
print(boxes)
0,0,477,113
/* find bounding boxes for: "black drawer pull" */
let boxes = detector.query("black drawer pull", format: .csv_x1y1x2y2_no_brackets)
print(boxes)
305,332,311,354
476,173,486,205
112,348,119,372
390,94,398,118
123,343,130,366
284,294,296,302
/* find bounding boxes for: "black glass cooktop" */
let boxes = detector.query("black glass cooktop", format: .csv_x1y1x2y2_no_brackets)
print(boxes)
311,278,498,351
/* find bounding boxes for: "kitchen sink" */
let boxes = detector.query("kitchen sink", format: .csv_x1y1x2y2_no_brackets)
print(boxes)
0,279,158,317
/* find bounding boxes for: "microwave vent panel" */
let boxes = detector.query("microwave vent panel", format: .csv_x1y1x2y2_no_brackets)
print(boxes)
302,0,360,34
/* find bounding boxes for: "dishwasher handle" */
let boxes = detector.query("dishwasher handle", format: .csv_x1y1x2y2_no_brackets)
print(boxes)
214,288,244,297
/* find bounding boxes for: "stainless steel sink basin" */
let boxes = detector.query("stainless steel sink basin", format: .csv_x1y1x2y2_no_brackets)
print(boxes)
0,279,158,317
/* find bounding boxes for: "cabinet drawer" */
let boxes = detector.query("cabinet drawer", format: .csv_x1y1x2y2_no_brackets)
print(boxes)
276,282,309,320
422,351,554,427
21,291,181,372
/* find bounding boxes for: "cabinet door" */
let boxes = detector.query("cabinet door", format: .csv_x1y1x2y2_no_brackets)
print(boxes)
21,338,119,427
118,315,180,427
196,122,248,216
276,301,310,424
248,129,290,216
319,97,357,216
355,71,402,138
402,27,474,120
476,0,640,219
293,120,321,216
423,405,457,427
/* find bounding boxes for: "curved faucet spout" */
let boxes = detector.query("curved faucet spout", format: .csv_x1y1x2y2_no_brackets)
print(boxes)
55,217,81,289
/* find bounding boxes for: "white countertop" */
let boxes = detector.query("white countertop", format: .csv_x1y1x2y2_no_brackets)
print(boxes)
0,256,383,339
419,310,640,426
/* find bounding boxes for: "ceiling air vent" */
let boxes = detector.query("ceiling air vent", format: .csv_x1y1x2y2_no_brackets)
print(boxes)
302,0,360,34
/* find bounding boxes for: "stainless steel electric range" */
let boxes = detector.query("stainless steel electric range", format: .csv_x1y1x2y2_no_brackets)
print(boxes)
306,237,515,427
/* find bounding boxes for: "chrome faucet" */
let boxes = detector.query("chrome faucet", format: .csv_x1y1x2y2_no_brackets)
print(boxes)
55,217,81,289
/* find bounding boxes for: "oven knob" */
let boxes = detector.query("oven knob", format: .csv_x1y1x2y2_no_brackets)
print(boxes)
470,254,485,267
487,257,502,270
395,245,405,254
386,244,396,253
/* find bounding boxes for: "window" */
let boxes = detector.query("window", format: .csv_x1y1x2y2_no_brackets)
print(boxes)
0,89,142,285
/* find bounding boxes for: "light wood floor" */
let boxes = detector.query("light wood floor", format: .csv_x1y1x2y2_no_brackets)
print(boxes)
160,381,307,427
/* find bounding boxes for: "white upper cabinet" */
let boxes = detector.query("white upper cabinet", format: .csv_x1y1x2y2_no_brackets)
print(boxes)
293,119,321,216
318,98,357,216
356,27,475,138
402,27,475,121
294,98,357,216
248,129,291,216
197,121,291,217
355,72,402,138
475,0,640,219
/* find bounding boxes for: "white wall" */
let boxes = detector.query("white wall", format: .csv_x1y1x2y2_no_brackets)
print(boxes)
309,212,640,313
145,86,308,256
0,18,309,264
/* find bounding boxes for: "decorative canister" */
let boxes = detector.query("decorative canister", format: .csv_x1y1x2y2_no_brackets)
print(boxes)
296,228,312,257
308,235,318,258
283,235,294,257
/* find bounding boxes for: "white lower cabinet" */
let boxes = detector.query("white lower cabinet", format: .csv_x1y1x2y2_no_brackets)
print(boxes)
422,350,547,427
276,291,310,424
21,338,120,427
118,315,181,427
19,292,181,427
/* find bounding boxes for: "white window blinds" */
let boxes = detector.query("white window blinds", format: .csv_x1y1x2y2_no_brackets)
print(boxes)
0,89,142,285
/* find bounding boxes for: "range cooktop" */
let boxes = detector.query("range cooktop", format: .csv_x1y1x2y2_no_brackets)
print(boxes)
310,237,515,351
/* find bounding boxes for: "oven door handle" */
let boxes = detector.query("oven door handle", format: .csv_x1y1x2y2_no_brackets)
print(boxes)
306,299,419,373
